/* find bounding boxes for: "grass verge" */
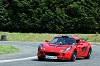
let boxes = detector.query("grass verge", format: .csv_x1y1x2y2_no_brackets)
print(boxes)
0,32,100,55
0,32,100,42
0,45,19,55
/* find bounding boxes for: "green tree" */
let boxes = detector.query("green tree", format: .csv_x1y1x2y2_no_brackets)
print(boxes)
0,0,100,33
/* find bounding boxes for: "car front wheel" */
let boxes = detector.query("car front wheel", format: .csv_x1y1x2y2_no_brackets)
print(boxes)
70,51,76,61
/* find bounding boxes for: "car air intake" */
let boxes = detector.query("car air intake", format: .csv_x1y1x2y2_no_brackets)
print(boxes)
45,52,60,56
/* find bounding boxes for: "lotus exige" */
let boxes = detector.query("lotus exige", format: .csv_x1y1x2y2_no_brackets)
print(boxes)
37,35,92,61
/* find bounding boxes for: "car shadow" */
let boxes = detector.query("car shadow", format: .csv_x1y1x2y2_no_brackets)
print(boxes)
31,57,86,62
31,59,75,62
76,58,84,60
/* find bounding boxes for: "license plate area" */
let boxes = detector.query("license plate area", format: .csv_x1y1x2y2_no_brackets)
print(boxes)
45,55,57,59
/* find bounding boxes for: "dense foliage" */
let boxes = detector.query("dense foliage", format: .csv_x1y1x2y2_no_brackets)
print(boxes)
0,0,100,33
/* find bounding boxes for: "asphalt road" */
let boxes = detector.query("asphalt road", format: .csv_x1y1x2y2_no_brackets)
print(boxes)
0,41,100,66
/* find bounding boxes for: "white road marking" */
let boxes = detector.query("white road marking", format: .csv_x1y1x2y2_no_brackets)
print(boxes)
0,56,37,63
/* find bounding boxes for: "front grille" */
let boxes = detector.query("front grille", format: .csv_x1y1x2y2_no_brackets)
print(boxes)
45,52,60,56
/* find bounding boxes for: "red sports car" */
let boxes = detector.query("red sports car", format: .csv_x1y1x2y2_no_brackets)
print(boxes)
37,35,92,61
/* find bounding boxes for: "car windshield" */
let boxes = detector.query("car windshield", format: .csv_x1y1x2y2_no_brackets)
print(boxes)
50,37,76,45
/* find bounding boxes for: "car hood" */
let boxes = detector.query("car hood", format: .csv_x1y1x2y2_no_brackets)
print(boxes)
42,44,72,52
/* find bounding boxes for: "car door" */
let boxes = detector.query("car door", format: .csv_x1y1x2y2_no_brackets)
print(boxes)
76,40,86,57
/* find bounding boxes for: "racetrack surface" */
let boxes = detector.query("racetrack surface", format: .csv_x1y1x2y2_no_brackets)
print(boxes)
0,41,100,66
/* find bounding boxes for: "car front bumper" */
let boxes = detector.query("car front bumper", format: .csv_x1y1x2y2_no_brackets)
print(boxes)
37,51,73,60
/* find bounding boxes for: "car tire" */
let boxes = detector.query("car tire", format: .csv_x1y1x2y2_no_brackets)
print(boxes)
84,49,91,59
70,51,76,61
38,56,45,61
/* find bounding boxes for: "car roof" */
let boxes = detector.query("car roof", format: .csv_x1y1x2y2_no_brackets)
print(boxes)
55,35,80,40
69,36,80,40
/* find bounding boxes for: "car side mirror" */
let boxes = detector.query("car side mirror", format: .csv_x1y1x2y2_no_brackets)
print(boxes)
45,40,50,43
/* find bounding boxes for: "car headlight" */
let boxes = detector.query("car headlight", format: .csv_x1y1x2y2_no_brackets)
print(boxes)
63,46,72,52
38,44,43,49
